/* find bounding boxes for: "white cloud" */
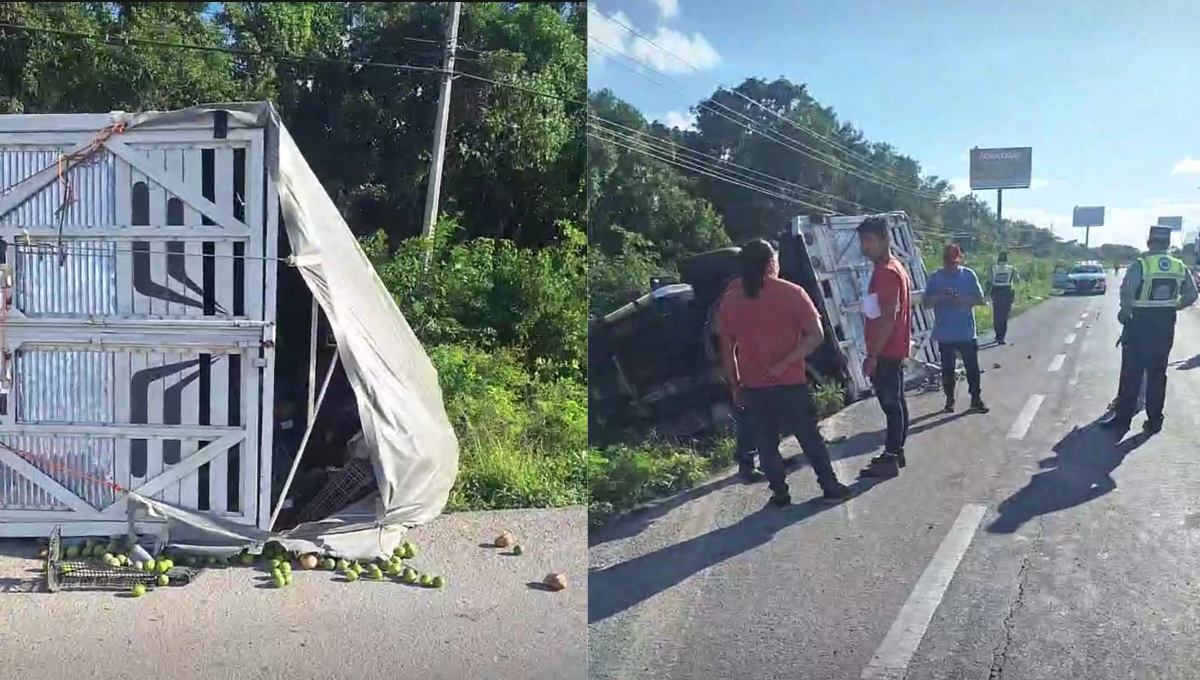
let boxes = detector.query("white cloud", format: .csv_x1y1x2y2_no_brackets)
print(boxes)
587,10,633,64
646,0,680,19
657,110,697,131
628,26,720,73
1172,156,1200,175
587,8,720,74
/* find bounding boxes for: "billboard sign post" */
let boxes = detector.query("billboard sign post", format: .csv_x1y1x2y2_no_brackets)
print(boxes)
1073,206,1105,250
969,147,1033,224
1157,216,1184,231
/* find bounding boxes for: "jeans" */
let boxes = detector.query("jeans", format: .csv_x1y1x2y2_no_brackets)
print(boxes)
871,357,909,453
1114,312,1176,425
992,287,1014,341
742,384,841,495
939,340,982,402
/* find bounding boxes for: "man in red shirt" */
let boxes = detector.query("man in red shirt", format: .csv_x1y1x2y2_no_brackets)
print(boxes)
856,217,913,478
716,239,853,507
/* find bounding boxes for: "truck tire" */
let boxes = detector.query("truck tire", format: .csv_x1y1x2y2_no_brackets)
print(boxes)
679,247,742,287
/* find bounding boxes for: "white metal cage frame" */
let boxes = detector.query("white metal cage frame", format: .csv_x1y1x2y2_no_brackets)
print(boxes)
0,111,278,536
791,212,939,398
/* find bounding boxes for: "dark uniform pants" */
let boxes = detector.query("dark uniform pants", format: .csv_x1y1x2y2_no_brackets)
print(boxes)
1113,309,1177,425
992,286,1014,341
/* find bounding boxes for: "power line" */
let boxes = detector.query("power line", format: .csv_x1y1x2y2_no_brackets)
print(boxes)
4,240,294,264
587,36,939,201
590,115,878,214
592,124,832,212
0,22,584,106
589,7,936,196
589,127,833,214
594,123,968,245
590,116,967,243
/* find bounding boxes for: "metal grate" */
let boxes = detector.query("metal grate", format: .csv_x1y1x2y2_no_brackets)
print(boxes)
293,458,375,525
45,525,199,592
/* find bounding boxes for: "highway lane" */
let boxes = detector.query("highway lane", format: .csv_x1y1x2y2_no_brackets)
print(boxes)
589,277,1200,680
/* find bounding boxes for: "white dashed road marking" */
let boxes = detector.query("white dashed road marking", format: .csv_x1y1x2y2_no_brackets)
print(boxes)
1065,333,1077,344
861,504,987,680
1047,354,1066,372
1075,321,1083,329
1007,394,1045,440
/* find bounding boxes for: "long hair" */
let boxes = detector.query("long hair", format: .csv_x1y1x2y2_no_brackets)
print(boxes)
739,238,775,299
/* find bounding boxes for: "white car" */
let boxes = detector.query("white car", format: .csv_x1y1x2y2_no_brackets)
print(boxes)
1066,262,1107,295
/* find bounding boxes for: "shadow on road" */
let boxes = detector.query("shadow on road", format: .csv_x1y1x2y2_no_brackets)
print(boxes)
590,429,886,548
1173,355,1200,371
593,405,975,548
588,474,743,548
588,478,882,623
987,419,1146,535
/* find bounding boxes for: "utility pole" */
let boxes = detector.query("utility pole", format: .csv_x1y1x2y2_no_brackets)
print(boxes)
420,1,462,255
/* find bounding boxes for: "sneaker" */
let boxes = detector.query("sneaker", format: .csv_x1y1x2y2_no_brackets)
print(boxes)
821,483,854,504
997,338,1007,345
768,491,792,507
866,450,907,468
968,399,989,414
943,400,956,413
859,454,901,478
1142,418,1163,434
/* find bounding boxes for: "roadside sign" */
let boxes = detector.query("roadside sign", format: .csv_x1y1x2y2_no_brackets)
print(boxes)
969,147,1033,190
1158,216,1184,231
1072,206,1105,227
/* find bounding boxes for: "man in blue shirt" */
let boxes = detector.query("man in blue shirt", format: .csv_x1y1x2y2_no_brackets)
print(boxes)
924,244,990,414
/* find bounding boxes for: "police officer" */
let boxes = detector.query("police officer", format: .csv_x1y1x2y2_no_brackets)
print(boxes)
989,251,1018,344
1100,226,1199,436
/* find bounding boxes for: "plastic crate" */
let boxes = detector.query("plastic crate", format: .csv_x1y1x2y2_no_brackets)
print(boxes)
293,458,375,525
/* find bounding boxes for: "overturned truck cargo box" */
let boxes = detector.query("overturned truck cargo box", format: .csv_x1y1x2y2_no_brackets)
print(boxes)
791,212,939,399
0,103,458,557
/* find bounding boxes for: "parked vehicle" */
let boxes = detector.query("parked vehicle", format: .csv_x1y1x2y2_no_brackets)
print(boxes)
1066,261,1107,295
1052,266,1071,291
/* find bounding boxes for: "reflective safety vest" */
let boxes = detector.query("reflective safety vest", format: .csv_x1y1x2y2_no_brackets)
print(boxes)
991,263,1015,287
1132,253,1187,308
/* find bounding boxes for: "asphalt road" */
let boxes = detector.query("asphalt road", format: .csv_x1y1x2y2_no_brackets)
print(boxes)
589,275,1200,680
0,507,587,680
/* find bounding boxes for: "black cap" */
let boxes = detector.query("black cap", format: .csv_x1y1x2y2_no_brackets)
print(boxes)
1149,225,1173,241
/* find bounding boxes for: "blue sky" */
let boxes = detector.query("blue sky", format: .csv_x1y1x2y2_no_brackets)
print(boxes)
588,0,1200,247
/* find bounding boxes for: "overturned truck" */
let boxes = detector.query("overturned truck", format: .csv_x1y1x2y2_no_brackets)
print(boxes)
0,104,458,558
589,212,938,442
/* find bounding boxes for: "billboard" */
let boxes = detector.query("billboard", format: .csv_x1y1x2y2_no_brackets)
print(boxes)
969,147,1033,190
1157,216,1184,231
1072,206,1105,227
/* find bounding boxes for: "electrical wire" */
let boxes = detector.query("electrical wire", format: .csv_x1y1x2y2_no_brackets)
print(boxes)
4,240,295,264
589,114,886,215
588,5,913,182
587,36,939,201
588,7,941,198
592,118,974,243
589,127,834,213
0,22,585,106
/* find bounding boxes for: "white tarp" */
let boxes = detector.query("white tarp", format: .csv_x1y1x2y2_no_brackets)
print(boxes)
119,103,459,558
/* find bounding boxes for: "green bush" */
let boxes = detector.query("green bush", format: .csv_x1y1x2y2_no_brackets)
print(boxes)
429,344,587,511
364,216,587,381
361,219,588,511
588,437,735,525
